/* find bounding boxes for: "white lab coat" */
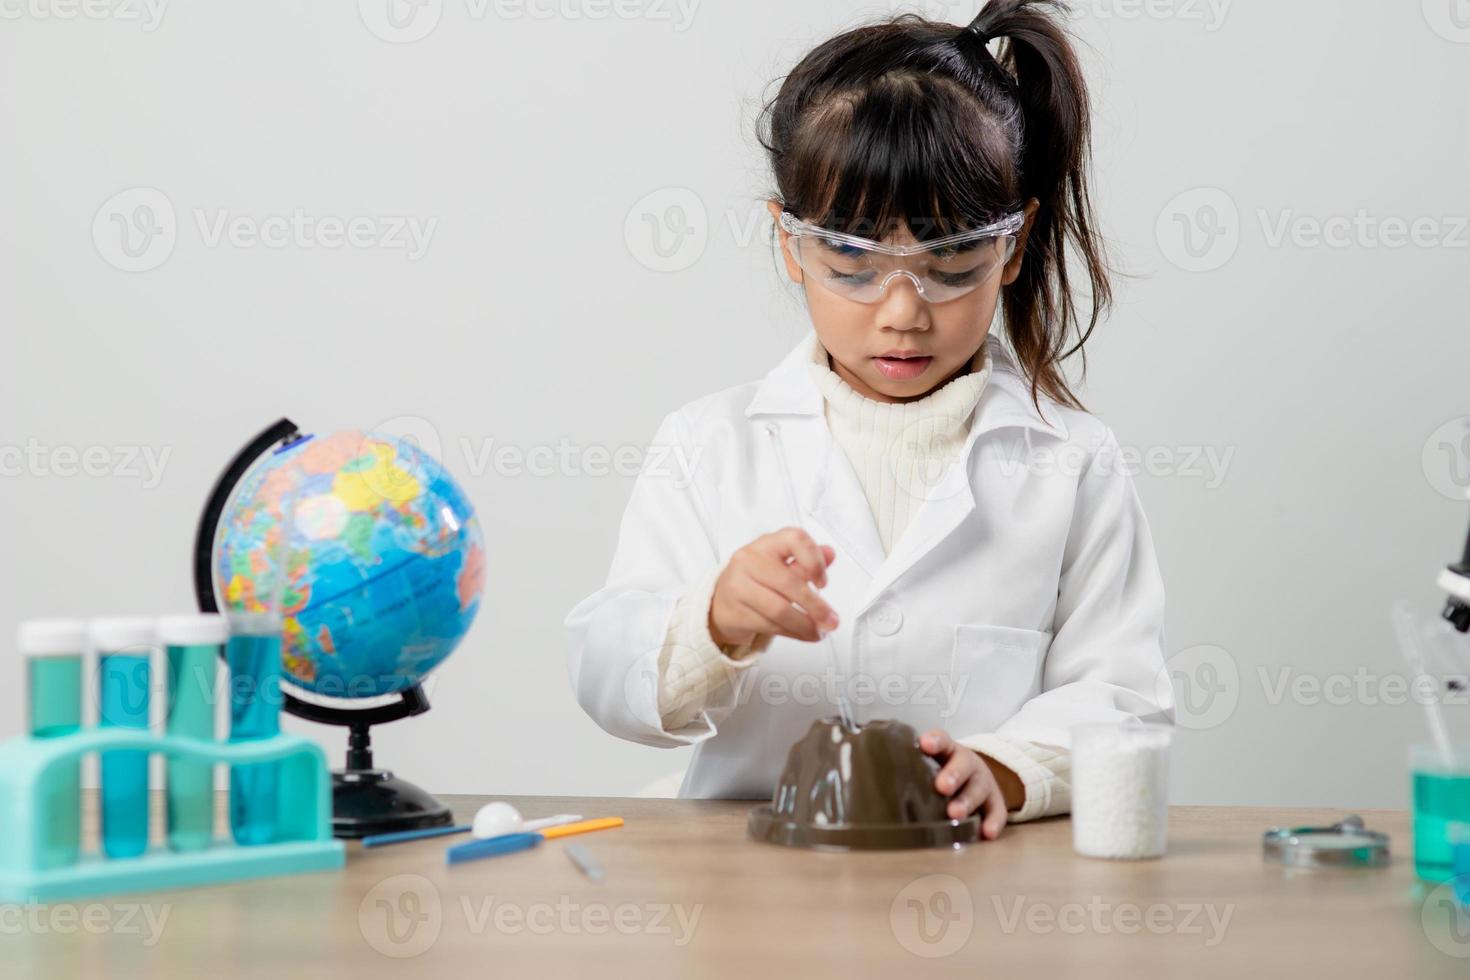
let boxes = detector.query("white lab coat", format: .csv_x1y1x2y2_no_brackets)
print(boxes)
565,332,1171,799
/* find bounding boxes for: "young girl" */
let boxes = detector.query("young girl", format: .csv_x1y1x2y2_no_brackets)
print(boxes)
566,0,1171,838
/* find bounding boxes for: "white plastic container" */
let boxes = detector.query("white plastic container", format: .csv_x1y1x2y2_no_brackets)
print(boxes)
1070,722,1173,860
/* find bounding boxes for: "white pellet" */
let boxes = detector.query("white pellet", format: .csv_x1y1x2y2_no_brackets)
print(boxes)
1071,724,1172,860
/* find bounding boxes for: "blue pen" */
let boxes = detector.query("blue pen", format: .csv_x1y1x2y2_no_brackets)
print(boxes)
446,832,542,866
362,824,472,848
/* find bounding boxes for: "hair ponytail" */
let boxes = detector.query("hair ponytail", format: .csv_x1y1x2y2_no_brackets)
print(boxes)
758,0,1111,412
963,0,1111,410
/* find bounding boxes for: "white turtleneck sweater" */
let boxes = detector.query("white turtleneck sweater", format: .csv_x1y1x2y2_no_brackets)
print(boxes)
807,338,992,553
653,341,1071,822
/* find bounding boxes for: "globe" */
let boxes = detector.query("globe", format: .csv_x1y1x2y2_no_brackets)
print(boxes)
211,428,484,699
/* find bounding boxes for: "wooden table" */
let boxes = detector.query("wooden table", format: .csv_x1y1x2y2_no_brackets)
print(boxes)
0,796,1463,978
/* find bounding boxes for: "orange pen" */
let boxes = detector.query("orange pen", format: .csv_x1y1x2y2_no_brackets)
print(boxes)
539,817,623,840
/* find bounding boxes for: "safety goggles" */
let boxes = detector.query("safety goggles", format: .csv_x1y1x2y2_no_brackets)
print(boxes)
777,210,1025,304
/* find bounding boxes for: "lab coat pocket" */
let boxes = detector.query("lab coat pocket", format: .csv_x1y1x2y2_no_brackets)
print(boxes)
943,625,1051,736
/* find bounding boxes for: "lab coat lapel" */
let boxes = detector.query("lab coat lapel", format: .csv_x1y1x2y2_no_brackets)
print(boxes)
745,334,888,579
804,428,888,579
861,339,1070,607
746,334,1069,610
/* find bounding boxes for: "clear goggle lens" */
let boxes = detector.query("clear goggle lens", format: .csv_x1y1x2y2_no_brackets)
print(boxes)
779,211,1024,304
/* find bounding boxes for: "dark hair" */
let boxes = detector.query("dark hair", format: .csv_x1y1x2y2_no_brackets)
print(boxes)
757,0,1109,412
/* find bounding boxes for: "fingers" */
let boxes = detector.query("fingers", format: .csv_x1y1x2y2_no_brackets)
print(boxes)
764,528,831,588
737,573,825,642
978,781,1009,839
934,743,978,801
711,530,842,647
748,563,838,633
920,729,955,760
947,768,1008,838
922,731,1010,838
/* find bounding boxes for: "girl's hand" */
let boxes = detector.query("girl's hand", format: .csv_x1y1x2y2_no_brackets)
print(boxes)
709,528,838,649
920,729,1010,840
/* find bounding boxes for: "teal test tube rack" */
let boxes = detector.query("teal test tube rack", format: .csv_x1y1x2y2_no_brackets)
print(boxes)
0,728,344,903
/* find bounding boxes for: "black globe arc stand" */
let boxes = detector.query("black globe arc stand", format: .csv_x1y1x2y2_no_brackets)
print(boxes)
192,417,455,839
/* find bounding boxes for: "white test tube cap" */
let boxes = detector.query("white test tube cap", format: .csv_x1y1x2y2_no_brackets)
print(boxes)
225,611,282,636
156,614,229,647
90,616,157,653
17,619,88,658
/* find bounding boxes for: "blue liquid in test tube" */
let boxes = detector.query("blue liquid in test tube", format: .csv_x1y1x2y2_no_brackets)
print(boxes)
93,618,155,859
19,619,87,869
1453,822,1470,907
227,615,283,846
159,614,226,852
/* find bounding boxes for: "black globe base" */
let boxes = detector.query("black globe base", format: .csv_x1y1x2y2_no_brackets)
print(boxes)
331,769,454,839
328,715,452,839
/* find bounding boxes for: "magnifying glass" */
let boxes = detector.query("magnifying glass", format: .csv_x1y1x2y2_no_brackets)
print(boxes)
1262,815,1390,868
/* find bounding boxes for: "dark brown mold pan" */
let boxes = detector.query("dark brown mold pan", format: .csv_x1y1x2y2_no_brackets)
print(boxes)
747,717,983,851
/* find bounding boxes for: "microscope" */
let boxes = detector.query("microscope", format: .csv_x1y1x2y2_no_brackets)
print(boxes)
1440,516,1470,633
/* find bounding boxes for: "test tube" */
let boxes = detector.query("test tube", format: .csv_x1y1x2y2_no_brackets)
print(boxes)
18,619,86,869
227,612,283,846
158,614,225,852
92,617,155,859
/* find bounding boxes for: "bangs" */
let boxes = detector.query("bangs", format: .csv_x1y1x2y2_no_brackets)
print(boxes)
783,72,1020,244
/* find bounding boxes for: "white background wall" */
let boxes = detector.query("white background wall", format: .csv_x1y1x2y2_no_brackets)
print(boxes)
2,1,1468,808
